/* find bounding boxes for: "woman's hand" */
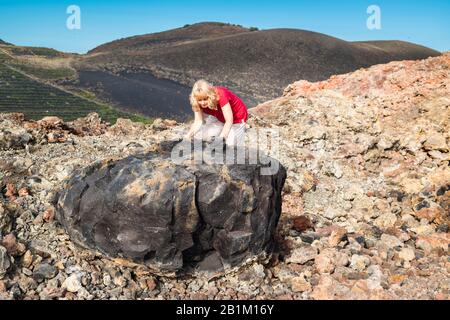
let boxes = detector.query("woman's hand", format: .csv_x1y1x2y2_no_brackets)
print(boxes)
183,132,193,140
185,110,204,140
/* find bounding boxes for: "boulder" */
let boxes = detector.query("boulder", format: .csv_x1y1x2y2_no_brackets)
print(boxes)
67,112,108,136
0,127,33,150
54,140,286,276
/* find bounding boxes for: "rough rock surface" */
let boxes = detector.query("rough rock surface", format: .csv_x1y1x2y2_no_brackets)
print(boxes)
0,52,448,300
55,143,286,276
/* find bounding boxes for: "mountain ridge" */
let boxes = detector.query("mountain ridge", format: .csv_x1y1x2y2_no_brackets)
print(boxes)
0,22,442,121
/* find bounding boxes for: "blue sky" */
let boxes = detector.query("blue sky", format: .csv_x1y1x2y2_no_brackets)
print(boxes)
0,0,448,53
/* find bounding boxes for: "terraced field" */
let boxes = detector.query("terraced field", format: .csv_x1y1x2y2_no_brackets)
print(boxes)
5,46,67,58
0,50,150,123
9,62,76,80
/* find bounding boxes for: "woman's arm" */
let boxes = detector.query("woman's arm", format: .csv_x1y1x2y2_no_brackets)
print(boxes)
219,103,234,140
185,110,204,139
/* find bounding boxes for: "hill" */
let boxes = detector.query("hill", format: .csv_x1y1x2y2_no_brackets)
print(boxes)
0,39,12,46
78,23,441,115
0,23,442,121
89,22,250,54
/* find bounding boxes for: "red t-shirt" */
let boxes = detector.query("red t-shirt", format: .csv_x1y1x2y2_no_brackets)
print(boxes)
202,87,248,124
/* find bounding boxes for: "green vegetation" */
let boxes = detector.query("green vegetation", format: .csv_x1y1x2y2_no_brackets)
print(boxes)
0,50,12,63
215,22,258,30
0,63,151,124
10,62,76,80
1,47,75,81
7,46,64,58
77,89,98,100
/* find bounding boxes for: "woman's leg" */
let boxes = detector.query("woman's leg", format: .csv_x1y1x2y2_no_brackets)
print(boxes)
193,116,246,145
226,121,246,146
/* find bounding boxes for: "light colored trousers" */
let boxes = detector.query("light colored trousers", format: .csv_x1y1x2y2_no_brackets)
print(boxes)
194,115,246,146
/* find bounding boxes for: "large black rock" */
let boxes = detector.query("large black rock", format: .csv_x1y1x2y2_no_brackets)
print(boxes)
54,140,286,276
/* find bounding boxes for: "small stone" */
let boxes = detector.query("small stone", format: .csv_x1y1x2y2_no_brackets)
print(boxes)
334,252,350,267
146,277,157,291
310,275,335,300
328,226,347,247
300,232,320,244
377,135,396,150
22,250,33,268
414,199,430,211
0,280,6,292
38,116,63,127
331,162,343,179
191,292,208,300
42,208,55,222
32,214,44,226
416,234,450,254
17,275,37,293
102,273,112,287
286,246,318,264
399,247,415,262
33,263,58,282
350,255,370,272
29,240,53,258
18,188,29,197
323,207,346,220
297,170,316,193
252,263,266,278
0,246,11,277
410,224,435,236
428,150,450,161
379,234,404,250
55,261,65,270
292,216,313,232
423,133,448,152
343,185,364,201
435,293,449,300
315,250,335,274
384,226,408,239
355,236,366,246
366,265,384,290
113,276,127,288
22,268,33,276
414,207,442,223
5,183,17,199
1,233,17,253
43,208,55,223
1,233,26,256
163,119,177,127
401,214,420,229
374,213,397,229
62,274,83,293
400,178,423,194
0,203,12,234
47,131,68,143
436,185,450,197
291,276,312,292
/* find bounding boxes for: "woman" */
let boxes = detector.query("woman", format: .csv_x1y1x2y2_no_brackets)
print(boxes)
185,79,248,146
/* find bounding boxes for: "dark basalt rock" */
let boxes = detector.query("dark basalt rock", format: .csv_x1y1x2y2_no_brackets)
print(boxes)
54,140,286,276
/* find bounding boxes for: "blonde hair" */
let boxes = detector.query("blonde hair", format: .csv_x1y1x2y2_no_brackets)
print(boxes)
189,79,219,112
